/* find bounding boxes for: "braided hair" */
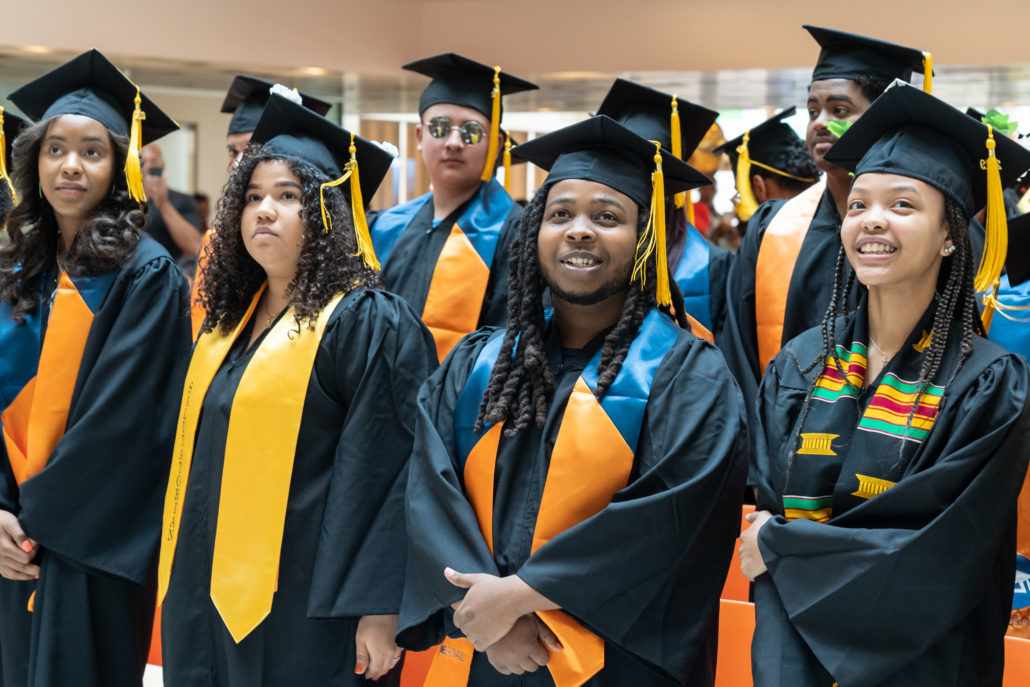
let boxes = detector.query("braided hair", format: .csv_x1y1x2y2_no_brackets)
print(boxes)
787,195,982,471
473,182,690,437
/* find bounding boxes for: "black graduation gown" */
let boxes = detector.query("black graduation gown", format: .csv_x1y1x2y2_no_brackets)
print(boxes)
718,190,852,437
0,236,191,687
750,310,1030,687
377,196,523,328
161,289,437,687
399,323,749,686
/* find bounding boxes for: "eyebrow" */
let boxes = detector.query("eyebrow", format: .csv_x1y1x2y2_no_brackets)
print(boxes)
851,183,922,195
246,180,304,190
44,135,107,144
547,195,627,210
807,94,857,105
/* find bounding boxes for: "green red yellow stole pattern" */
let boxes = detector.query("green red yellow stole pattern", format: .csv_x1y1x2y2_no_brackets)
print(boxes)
157,286,346,643
423,309,681,687
1,270,116,486
755,179,826,374
371,180,514,362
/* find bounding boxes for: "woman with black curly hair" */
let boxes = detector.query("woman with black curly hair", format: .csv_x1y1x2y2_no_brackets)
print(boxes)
398,115,748,686
0,51,191,687
739,84,1030,686
156,93,436,687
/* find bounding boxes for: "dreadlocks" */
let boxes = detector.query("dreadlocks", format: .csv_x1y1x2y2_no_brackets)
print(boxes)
473,182,691,437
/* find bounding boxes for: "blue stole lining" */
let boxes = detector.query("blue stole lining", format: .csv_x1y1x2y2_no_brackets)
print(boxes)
673,224,712,331
453,309,681,467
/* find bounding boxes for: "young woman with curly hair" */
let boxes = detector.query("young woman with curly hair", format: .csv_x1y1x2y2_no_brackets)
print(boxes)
0,50,191,687
739,84,1030,686
399,115,748,687
156,93,436,687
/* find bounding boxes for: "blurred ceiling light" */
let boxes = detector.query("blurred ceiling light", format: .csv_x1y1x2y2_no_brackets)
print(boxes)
299,66,328,76
21,45,53,54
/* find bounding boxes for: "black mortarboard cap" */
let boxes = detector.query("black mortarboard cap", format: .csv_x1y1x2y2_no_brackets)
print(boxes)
1006,211,1030,287
595,78,718,159
402,52,538,119
823,83,1030,215
714,107,808,171
221,75,332,136
511,114,710,208
8,49,177,143
250,93,393,205
805,25,930,86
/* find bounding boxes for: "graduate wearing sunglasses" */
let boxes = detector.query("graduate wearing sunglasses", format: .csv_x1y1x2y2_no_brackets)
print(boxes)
370,53,537,363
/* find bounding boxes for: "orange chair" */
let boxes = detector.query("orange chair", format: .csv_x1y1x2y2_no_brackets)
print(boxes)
1004,634,1030,687
721,505,755,602
716,599,754,686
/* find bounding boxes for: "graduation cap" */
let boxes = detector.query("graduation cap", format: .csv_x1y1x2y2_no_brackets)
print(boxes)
403,53,538,183
7,49,179,204
823,82,1030,326
1,107,28,205
512,114,711,307
250,93,395,269
713,107,817,221
805,25,932,93
596,78,718,217
1007,211,1030,287
221,75,332,136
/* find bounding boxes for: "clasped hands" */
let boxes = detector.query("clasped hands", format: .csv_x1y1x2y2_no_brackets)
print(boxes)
445,567,562,675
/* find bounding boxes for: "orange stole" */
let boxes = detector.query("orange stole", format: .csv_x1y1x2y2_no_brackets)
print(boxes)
421,223,490,363
2,273,96,485
424,377,636,687
754,180,826,374
685,313,713,344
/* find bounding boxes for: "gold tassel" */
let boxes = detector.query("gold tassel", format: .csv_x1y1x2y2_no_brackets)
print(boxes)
503,130,512,193
319,135,380,270
685,192,695,225
631,143,671,307
480,66,502,183
981,281,999,333
922,52,933,94
0,107,18,206
974,125,1007,295
125,88,147,204
735,130,759,221
670,95,686,209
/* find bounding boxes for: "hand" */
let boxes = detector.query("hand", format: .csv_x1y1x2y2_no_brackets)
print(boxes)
142,172,169,208
484,615,562,675
0,510,38,581
354,614,402,681
739,510,773,581
446,568,525,650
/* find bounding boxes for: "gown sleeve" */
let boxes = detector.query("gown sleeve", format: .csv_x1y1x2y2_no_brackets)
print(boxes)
755,353,1030,686
478,203,523,328
19,254,191,584
514,337,750,677
397,329,504,650
306,290,438,617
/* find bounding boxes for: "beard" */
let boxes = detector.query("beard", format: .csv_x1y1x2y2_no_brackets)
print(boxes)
540,257,633,306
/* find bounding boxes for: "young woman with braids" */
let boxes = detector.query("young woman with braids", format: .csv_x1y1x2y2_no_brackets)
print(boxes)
156,94,436,686
398,115,748,687
739,83,1030,686
0,52,192,687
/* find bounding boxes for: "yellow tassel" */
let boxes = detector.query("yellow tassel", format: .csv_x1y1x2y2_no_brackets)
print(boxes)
503,130,512,194
319,135,380,270
685,192,695,225
480,66,502,183
125,88,147,204
670,95,686,210
922,52,933,94
0,107,18,206
632,143,671,307
981,281,999,333
973,125,1007,295
735,130,759,221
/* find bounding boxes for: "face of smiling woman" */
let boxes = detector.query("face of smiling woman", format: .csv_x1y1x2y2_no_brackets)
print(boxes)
536,178,639,307
841,172,954,296
241,159,307,282
38,114,115,237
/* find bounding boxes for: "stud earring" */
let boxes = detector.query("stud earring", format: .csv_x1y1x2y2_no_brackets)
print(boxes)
944,245,956,255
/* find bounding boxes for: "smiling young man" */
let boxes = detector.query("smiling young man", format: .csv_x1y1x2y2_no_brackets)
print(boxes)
370,54,537,363
719,26,932,423
398,115,748,687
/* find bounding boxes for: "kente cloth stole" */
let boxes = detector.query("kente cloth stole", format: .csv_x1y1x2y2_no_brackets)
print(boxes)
157,285,345,643
673,224,713,332
755,179,826,374
423,309,680,687
1,270,116,486
371,180,513,362
784,308,944,524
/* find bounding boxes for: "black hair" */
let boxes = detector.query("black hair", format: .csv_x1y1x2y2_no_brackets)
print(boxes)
754,138,822,194
854,73,894,103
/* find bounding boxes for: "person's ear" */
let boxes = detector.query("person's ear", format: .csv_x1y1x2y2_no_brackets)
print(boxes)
751,174,768,203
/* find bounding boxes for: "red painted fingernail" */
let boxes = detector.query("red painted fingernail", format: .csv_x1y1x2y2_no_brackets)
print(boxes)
34,575,39,580
355,664,364,674
20,541,32,553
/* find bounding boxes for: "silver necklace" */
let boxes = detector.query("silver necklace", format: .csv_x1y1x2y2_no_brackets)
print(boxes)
868,337,896,368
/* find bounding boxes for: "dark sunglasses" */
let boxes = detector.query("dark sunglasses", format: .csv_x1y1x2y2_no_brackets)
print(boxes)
423,116,487,145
